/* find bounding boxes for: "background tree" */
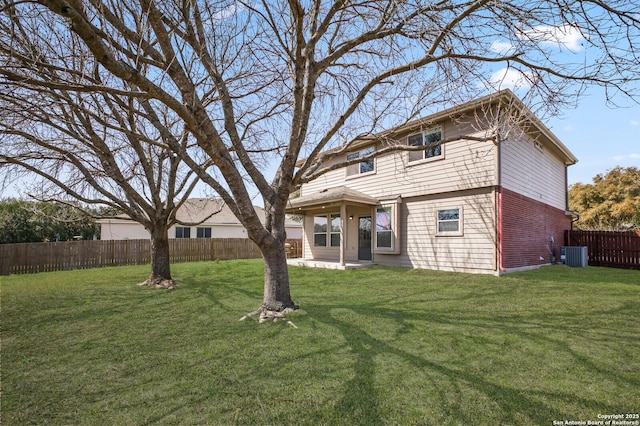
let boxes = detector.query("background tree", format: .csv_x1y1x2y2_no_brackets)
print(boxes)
569,166,640,230
0,199,100,243
0,32,209,287
1,1,638,320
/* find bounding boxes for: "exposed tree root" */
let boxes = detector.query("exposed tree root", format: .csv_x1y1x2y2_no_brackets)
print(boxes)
137,277,177,290
240,307,298,328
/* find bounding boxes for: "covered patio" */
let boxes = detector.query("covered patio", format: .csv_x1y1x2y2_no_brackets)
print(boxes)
286,186,381,268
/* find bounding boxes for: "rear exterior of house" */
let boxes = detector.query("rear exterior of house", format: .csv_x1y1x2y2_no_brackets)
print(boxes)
287,91,577,274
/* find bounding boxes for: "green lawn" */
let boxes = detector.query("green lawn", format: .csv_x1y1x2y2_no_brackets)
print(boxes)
2,260,639,425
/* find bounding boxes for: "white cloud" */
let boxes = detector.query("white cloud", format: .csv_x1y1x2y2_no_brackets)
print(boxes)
489,67,534,90
213,2,246,20
490,40,515,55
630,120,639,126
521,24,586,52
613,153,640,161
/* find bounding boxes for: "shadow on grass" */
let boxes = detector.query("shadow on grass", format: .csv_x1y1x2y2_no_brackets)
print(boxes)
175,260,264,312
300,294,638,425
510,264,640,286
4,262,638,425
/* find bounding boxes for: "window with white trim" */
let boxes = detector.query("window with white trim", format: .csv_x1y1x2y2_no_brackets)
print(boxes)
374,198,401,254
346,146,375,177
408,127,442,162
330,214,341,247
313,216,327,246
436,208,462,236
375,206,393,249
175,226,191,238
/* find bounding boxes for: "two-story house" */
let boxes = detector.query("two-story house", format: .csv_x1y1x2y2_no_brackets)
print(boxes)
286,90,578,275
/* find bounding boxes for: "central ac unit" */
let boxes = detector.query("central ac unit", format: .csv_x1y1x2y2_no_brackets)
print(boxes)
562,246,588,267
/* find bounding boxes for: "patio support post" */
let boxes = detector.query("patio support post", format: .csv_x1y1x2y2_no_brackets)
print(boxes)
371,205,376,263
340,203,346,266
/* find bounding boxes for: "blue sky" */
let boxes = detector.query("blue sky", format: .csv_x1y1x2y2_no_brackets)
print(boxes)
487,22,639,187
545,88,640,186
2,18,638,201
2,87,636,201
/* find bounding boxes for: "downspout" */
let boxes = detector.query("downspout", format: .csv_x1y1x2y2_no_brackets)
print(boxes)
340,203,346,267
497,188,504,273
565,166,570,211
495,133,505,274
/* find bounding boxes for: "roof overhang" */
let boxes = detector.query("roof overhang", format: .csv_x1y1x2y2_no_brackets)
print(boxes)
96,216,136,224
286,186,379,213
295,89,578,168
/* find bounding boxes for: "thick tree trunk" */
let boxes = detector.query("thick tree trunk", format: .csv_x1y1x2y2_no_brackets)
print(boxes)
239,201,297,324
139,225,175,289
261,240,296,311
239,239,298,326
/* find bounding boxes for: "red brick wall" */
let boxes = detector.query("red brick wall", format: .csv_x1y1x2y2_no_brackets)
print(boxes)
499,187,571,270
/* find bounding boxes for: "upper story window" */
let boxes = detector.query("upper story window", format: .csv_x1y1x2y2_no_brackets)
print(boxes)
175,226,191,238
408,127,442,163
346,146,375,177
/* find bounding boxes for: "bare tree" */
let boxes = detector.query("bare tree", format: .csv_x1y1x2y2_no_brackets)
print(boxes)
0,20,210,287
1,0,638,320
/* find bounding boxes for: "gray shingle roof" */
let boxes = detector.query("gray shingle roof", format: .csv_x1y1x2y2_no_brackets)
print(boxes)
286,186,379,212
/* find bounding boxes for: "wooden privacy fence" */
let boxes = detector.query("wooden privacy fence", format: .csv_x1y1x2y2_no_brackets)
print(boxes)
565,230,640,270
0,238,302,275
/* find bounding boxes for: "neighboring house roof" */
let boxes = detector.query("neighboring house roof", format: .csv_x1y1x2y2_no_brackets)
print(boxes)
296,89,577,168
175,198,239,225
97,198,301,227
287,186,379,212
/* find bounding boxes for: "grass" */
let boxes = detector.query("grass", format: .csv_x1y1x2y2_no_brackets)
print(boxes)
2,260,639,425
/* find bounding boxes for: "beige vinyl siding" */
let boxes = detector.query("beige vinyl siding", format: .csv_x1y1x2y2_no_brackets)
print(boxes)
374,189,497,274
100,220,152,240
300,167,346,196
500,134,567,210
300,120,497,200
300,223,311,259
391,136,496,198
